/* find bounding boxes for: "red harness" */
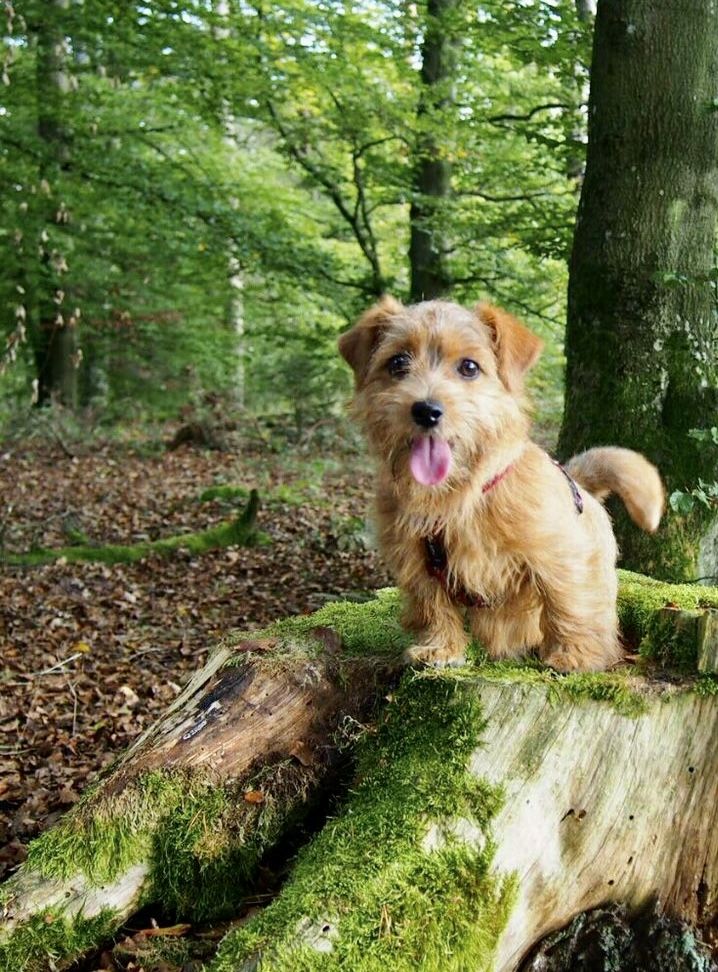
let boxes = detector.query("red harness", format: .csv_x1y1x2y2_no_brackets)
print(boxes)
423,458,582,608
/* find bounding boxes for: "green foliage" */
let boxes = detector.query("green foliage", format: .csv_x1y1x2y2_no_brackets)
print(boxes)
1,0,590,435
669,428,718,515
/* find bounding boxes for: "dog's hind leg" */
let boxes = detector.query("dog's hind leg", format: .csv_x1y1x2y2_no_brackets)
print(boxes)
537,575,622,672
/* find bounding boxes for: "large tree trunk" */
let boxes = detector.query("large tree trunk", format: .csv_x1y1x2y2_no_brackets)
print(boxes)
32,0,78,409
408,0,459,302
2,577,718,971
558,0,718,582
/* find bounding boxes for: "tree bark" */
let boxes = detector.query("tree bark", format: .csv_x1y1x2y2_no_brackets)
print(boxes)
0,624,400,971
408,0,459,302
558,0,718,582
32,0,78,409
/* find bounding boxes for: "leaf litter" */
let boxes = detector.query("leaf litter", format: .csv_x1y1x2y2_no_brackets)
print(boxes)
0,432,389,909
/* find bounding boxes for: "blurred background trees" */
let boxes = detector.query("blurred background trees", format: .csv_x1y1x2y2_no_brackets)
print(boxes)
2,0,717,578
0,0,589,425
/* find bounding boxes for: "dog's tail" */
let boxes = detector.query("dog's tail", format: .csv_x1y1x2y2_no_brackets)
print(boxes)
565,447,664,533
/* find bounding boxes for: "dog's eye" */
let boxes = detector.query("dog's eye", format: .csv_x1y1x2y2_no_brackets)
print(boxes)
387,353,411,378
458,358,480,379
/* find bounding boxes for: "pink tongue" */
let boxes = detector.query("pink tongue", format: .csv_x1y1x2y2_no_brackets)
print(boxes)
409,437,452,486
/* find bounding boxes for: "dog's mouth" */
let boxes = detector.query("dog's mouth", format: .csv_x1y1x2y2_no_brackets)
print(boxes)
409,436,452,486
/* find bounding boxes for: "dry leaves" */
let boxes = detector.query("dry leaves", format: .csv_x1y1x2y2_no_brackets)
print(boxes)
0,435,389,880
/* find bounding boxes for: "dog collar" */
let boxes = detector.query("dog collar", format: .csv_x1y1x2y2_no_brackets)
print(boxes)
481,463,514,494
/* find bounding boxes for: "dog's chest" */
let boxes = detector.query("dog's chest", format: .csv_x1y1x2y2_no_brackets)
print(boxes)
384,496,523,603
439,523,521,602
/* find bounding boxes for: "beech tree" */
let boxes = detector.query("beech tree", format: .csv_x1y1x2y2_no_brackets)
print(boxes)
558,0,718,581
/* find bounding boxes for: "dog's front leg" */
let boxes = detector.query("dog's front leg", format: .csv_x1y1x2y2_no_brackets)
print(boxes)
401,585,469,668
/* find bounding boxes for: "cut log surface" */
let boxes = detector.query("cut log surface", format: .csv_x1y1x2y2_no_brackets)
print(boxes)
210,671,718,972
477,681,718,971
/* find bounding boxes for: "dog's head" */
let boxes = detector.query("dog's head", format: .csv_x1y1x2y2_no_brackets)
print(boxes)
339,297,542,487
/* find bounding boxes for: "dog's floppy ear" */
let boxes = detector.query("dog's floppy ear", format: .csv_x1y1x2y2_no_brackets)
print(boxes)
476,302,543,393
338,295,403,387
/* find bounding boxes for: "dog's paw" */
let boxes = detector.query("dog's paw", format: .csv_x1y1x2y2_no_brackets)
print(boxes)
403,643,467,669
543,646,606,673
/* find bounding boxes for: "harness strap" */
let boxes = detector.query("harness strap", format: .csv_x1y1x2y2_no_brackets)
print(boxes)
552,459,584,514
422,456,583,607
424,534,489,608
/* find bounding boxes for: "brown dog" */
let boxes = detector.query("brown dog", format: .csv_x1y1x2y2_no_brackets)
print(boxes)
339,297,664,671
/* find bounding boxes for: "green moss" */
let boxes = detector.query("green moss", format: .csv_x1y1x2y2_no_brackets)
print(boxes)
199,484,251,503
200,482,318,508
2,491,262,567
270,588,409,658
210,675,516,972
223,588,410,665
617,569,718,671
693,673,718,697
417,660,649,717
23,767,309,922
25,770,184,884
0,909,118,972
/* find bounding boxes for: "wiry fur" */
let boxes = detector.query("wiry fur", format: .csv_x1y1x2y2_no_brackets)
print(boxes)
339,298,665,672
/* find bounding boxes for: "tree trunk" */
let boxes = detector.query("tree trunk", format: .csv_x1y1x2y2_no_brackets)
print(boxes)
32,0,78,409
558,0,718,582
408,0,459,302
575,0,596,21
2,577,718,971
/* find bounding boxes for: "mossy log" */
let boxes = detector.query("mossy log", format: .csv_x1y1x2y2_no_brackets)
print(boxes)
2,576,718,971
209,670,718,972
0,590,407,972
1,489,261,567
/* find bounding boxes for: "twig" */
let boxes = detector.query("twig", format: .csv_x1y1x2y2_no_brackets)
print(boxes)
30,652,83,677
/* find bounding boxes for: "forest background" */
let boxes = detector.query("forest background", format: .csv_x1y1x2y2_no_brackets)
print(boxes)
2,1,718,968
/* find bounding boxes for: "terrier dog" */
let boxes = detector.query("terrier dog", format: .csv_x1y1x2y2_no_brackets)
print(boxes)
339,297,664,671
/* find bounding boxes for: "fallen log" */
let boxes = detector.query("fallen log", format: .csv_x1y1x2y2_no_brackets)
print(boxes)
1,489,261,567
2,574,718,971
0,590,406,972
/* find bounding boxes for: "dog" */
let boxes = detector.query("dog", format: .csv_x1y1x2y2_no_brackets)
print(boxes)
339,296,664,671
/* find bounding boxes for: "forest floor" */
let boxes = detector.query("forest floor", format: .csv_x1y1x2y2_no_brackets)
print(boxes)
0,420,392,970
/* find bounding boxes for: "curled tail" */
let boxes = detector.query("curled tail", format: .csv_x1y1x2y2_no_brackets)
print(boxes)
565,447,664,533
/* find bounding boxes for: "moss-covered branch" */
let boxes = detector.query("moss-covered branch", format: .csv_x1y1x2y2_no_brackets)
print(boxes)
1,489,262,567
0,600,402,972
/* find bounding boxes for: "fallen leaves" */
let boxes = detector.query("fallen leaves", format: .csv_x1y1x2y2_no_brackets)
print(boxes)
0,435,389,881
242,790,265,804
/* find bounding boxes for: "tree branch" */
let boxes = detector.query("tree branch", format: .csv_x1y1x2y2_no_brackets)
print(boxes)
487,102,575,124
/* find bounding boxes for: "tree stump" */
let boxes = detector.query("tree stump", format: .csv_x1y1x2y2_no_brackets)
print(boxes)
2,574,718,972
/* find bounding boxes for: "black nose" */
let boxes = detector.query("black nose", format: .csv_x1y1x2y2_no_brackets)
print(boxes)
411,399,443,428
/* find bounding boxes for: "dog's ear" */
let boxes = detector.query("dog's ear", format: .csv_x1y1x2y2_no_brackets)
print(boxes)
476,302,543,393
338,295,403,387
